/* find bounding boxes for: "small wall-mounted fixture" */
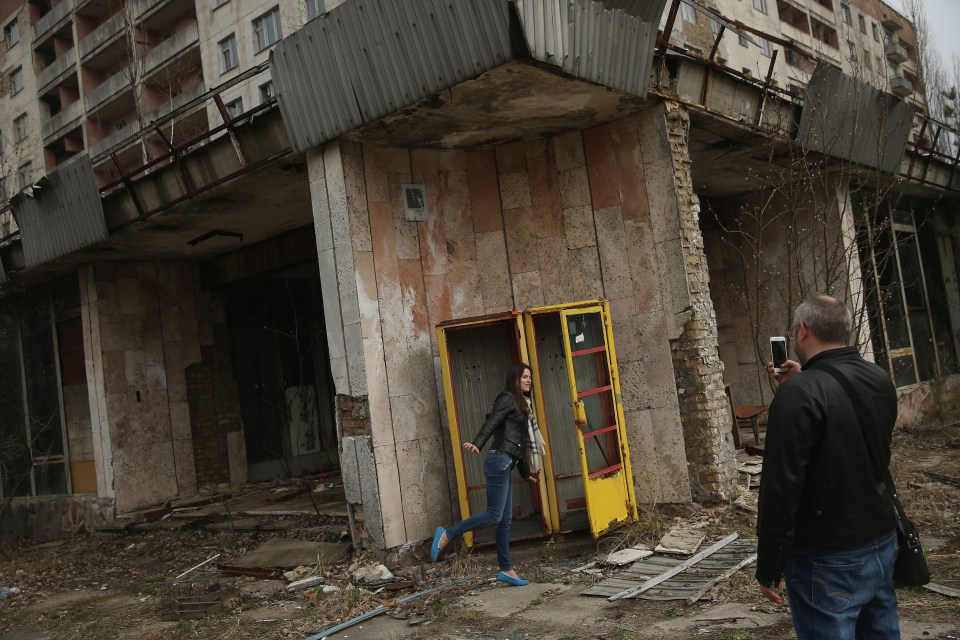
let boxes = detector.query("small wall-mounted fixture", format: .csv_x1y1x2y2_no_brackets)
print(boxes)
402,183,427,221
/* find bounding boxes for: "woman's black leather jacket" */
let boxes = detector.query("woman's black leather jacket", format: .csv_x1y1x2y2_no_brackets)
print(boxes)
472,391,528,460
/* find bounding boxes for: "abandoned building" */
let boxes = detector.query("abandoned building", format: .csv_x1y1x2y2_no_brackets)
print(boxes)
0,0,957,550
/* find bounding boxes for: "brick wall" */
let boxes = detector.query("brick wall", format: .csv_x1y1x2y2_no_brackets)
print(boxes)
662,102,739,502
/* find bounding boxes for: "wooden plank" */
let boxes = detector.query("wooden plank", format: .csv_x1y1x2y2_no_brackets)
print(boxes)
686,553,758,604
607,533,740,601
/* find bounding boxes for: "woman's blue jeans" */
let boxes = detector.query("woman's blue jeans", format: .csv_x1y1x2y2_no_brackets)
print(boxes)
784,529,900,640
446,451,515,571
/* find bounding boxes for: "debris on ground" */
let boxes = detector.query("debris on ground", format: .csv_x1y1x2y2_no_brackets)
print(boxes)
926,582,960,598
733,491,758,514
603,545,653,566
0,586,21,599
228,537,349,569
655,526,705,555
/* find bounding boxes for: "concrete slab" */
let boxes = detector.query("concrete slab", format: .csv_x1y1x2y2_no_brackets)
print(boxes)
230,538,350,569
521,584,619,627
900,618,958,640
651,602,787,634
319,611,420,639
656,527,705,555
458,582,571,618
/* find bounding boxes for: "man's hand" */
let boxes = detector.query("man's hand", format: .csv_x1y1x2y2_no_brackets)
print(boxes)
528,473,539,484
463,442,480,454
758,581,783,604
767,360,801,384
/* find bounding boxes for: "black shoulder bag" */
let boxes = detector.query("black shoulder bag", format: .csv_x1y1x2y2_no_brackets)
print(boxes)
816,362,930,587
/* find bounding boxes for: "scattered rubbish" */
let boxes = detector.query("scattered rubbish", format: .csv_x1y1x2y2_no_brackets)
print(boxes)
302,576,474,640
925,582,960,598
352,563,394,584
571,561,598,573
321,585,341,593
733,492,758,514
160,571,233,621
655,527,705,555
408,615,428,626
585,533,753,602
604,545,654,566
282,565,315,581
228,538,349,570
287,576,325,592
175,554,221,581
217,565,284,580
924,471,960,489
686,554,758,605
0,587,21,599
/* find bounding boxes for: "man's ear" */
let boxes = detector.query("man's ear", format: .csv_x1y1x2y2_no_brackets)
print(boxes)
795,322,809,342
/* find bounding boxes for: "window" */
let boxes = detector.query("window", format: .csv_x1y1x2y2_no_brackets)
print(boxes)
759,38,773,57
219,34,238,73
711,18,722,35
811,17,838,48
3,17,18,48
840,4,851,25
253,6,282,52
738,33,749,47
847,40,857,61
815,0,832,9
680,2,696,23
14,113,27,141
225,97,244,119
214,0,229,6
9,67,23,96
863,50,872,70
876,55,883,73
306,0,324,20
753,0,766,14
872,23,880,42
858,14,866,33
259,80,275,103
18,161,31,189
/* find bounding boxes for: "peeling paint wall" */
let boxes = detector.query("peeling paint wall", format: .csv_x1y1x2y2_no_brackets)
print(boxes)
81,261,211,513
311,104,726,548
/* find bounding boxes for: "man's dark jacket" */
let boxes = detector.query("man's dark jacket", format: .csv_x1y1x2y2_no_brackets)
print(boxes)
472,391,528,460
756,346,898,587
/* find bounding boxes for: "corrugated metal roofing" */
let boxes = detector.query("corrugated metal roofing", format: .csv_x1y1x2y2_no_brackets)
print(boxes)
13,157,108,270
797,64,915,175
271,0,667,152
271,0,513,153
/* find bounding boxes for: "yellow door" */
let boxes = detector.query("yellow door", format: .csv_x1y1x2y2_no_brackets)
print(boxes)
558,303,636,537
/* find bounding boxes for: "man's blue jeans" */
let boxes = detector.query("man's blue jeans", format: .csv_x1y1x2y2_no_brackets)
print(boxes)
446,451,515,571
784,529,900,640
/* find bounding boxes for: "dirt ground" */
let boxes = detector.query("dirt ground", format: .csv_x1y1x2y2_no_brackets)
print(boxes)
1,423,959,640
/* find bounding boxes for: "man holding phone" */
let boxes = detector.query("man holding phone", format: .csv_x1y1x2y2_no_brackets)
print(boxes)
757,295,900,639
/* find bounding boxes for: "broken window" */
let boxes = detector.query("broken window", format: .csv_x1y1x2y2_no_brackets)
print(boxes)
679,2,696,23
854,194,959,387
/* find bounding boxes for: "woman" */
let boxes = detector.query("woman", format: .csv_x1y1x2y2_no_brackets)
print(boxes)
430,363,541,586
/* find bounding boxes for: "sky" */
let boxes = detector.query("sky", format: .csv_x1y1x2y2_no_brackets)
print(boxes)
888,0,960,69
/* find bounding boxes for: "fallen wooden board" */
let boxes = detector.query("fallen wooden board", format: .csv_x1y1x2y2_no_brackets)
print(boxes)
583,536,757,601
925,582,960,598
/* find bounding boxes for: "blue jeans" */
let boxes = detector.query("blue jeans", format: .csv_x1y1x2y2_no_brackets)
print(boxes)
446,451,515,571
784,529,900,640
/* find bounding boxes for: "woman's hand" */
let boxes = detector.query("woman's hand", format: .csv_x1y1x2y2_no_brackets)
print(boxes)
463,442,480,454
527,473,539,484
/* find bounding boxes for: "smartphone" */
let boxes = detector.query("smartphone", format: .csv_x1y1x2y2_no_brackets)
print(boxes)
770,336,788,373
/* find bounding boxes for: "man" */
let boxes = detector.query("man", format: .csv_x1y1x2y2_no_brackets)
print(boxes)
756,294,900,639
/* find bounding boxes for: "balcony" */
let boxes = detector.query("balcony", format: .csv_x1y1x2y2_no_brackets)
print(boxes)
890,75,912,98
32,0,73,42
42,99,83,143
36,52,77,94
88,81,205,159
885,41,907,65
79,11,124,61
143,20,198,75
85,70,130,112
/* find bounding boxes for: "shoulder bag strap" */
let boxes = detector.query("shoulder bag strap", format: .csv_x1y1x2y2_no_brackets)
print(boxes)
814,362,910,525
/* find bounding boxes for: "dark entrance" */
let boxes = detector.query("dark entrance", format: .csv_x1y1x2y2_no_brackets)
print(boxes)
226,262,336,481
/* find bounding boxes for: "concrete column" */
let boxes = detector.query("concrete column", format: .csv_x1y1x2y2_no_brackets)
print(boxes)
641,101,739,502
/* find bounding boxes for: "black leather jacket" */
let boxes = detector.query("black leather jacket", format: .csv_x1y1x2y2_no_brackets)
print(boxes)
756,347,898,587
472,391,528,460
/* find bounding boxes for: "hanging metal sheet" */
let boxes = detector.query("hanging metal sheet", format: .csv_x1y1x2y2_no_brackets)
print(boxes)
797,63,915,175
12,157,108,270
513,0,667,96
271,0,513,153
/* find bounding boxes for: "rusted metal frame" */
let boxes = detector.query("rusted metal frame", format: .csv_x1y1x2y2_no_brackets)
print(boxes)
906,117,929,180
214,94,249,171
111,150,292,232
655,0,682,91
889,213,922,384
906,208,942,378
921,124,943,184
153,125,194,194
99,101,275,193
755,50,779,127
701,26,725,106
110,152,146,218
648,88,793,141
91,60,271,165
662,43,800,101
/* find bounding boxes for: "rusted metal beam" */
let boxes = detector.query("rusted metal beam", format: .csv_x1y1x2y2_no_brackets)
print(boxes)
154,125,194,194
756,49,778,127
907,117,929,180
110,152,145,218
921,125,943,183
214,94,248,170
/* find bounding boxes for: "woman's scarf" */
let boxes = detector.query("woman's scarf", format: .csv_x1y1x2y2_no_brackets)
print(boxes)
525,398,546,474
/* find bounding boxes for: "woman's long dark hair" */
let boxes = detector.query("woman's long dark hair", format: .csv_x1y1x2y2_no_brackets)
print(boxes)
504,363,531,415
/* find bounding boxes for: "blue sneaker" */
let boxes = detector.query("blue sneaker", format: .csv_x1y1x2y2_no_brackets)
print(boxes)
497,571,529,586
431,527,445,561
